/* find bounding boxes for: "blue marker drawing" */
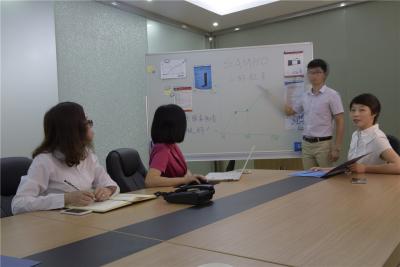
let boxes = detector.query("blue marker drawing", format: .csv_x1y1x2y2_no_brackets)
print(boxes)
194,65,212,89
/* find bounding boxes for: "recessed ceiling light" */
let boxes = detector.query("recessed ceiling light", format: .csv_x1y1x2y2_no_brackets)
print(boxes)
182,24,188,29
147,0,153,2
185,0,279,16
234,27,240,31
212,22,219,27
111,1,118,6
340,2,346,7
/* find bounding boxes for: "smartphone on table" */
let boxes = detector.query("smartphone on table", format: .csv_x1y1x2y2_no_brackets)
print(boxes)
351,178,367,184
60,209,92,216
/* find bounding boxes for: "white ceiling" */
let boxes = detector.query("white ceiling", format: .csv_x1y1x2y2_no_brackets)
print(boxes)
120,0,347,33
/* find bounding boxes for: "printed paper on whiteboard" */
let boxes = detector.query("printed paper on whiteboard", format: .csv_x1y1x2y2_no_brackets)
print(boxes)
194,65,212,89
285,79,305,130
174,87,192,112
161,59,186,79
284,51,304,77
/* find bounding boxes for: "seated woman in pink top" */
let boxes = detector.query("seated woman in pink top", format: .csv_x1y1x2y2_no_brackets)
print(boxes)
145,104,206,187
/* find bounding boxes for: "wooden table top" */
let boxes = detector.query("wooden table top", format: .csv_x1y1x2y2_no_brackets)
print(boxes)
169,173,400,267
2,170,399,267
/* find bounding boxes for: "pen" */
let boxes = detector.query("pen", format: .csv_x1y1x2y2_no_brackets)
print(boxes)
64,179,96,201
64,179,80,191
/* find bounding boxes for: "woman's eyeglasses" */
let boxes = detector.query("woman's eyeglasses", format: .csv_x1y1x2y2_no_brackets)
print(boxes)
85,119,94,128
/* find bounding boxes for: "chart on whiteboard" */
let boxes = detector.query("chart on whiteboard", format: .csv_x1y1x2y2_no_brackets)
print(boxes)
160,59,186,79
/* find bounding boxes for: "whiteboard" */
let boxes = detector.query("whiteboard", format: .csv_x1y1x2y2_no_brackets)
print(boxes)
146,43,313,161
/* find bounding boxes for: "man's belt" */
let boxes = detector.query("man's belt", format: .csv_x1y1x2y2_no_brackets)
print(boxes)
303,136,332,143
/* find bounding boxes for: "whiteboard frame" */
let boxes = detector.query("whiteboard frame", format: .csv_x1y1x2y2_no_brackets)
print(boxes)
146,42,313,161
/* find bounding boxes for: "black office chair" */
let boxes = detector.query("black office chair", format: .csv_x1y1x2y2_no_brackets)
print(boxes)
0,157,32,217
106,148,147,193
387,135,400,156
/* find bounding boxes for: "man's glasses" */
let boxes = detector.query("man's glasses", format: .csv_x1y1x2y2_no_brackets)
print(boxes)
307,70,324,75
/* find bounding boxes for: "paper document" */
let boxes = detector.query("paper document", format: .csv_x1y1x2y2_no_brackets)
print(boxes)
194,65,212,89
160,59,186,79
174,87,192,111
284,51,304,77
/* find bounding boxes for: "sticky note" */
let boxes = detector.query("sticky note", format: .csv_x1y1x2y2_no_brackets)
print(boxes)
146,65,155,73
163,88,173,96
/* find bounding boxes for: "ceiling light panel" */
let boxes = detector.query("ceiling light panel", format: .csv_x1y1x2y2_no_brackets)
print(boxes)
185,0,279,16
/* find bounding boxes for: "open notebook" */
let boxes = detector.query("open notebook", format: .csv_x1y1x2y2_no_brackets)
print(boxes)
206,146,255,182
66,193,156,213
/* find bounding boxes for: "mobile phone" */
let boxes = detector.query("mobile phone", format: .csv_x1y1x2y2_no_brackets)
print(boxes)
351,178,367,184
60,209,92,215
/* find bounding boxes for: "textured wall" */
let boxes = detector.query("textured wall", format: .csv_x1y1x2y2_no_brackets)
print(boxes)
146,19,213,173
147,19,207,53
54,1,148,165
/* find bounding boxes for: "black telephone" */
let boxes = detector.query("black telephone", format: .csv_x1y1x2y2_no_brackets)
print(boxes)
155,184,215,205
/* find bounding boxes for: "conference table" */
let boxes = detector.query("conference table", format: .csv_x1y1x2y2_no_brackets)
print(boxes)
1,170,400,267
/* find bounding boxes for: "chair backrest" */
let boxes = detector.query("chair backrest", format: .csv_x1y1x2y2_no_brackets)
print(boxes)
1,157,32,196
387,135,400,156
1,157,32,217
106,148,147,193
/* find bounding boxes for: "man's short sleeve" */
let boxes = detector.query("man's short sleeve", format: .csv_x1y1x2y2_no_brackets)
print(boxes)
329,91,344,115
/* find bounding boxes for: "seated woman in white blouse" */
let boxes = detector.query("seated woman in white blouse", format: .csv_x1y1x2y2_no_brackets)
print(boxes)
347,93,400,174
12,102,119,215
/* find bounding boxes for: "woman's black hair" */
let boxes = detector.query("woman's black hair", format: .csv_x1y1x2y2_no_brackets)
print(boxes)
32,102,92,166
151,104,187,144
350,93,381,124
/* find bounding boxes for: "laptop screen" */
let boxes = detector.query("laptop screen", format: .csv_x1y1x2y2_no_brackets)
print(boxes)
239,145,256,173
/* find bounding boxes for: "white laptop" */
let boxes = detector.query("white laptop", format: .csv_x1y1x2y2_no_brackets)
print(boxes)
206,146,255,182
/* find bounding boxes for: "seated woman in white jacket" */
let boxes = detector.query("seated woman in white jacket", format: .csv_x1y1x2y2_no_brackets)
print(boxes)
347,93,400,174
12,102,119,215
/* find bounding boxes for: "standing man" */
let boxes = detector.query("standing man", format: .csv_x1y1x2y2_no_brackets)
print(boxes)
285,59,344,169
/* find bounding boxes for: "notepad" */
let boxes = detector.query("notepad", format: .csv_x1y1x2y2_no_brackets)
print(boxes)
66,193,156,213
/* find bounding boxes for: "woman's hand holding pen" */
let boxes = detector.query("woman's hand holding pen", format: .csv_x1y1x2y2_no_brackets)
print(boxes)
94,187,113,202
64,191,95,206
